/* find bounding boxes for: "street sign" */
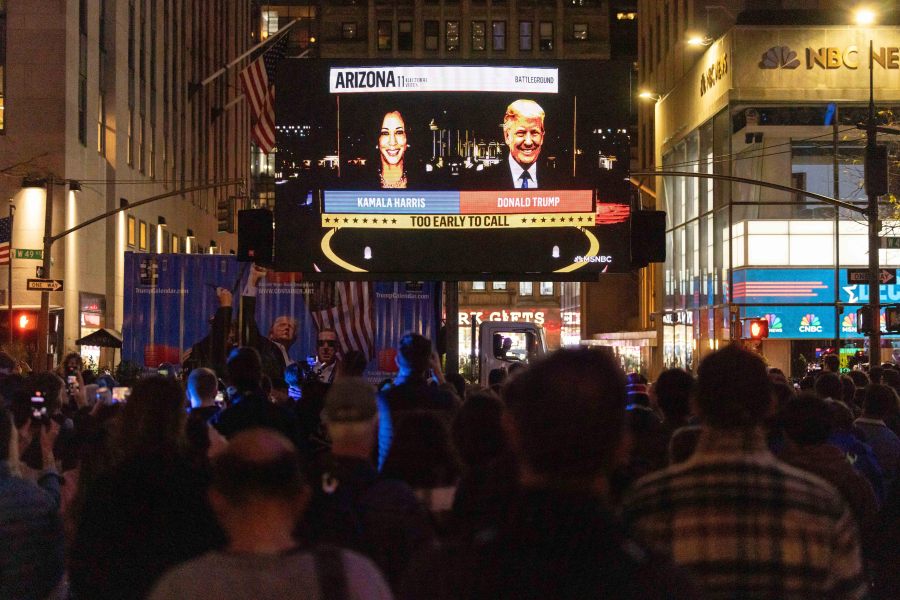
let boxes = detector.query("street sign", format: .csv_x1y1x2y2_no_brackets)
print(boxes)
848,268,896,285
26,278,64,292
14,248,43,260
881,237,900,250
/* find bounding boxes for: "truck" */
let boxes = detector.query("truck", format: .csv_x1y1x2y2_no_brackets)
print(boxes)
473,321,547,387
121,252,545,384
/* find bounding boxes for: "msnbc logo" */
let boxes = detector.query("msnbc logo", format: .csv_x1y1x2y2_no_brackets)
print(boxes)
842,313,857,333
799,313,823,333
765,314,783,333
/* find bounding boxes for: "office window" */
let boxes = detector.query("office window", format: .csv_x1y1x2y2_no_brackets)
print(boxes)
539,21,553,51
472,21,486,51
138,221,148,251
492,281,507,290
540,281,554,295
398,21,412,51
342,22,357,39
446,21,459,52
472,281,486,291
262,10,279,37
519,21,532,51
573,23,588,40
127,216,136,247
425,20,439,51
492,21,506,51
377,21,392,51
519,281,533,295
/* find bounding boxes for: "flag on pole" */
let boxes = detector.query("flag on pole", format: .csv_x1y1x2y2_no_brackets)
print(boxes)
310,282,376,360
0,216,11,265
239,34,288,154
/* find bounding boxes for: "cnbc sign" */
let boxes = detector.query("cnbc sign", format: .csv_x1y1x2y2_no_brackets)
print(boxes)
799,313,823,333
759,44,900,71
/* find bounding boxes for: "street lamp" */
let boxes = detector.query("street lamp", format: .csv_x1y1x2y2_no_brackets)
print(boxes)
686,35,713,47
638,90,661,102
854,7,877,26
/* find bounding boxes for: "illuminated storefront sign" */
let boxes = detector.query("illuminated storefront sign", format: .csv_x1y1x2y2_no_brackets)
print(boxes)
458,308,558,327
733,268,900,338
759,44,900,71
733,268,900,305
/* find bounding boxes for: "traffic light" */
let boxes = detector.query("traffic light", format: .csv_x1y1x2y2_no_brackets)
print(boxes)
865,144,888,197
748,318,769,340
857,306,876,335
15,311,37,332
886,306,900,332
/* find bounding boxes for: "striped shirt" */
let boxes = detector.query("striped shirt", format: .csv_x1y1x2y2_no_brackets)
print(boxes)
622,428,868,600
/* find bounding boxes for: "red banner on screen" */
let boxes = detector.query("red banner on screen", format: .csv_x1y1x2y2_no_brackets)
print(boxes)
460,190,593,214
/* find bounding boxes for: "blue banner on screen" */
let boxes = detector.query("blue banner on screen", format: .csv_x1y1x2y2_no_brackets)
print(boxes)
732,269,835,304
325,191,461,214
122,253,438,381
734,268,900,305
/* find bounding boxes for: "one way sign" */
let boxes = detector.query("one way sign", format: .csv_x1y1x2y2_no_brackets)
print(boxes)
26,278,64,292
847,269,896,285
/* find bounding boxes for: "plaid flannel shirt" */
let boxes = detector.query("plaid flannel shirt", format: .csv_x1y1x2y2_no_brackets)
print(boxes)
623,428,868,600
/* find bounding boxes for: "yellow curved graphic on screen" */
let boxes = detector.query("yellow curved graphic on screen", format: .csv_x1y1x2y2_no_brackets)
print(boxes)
321,228,368,272
322,225,599,274
553,227,598,273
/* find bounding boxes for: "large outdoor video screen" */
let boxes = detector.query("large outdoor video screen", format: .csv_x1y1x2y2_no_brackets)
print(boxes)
274,60,632,280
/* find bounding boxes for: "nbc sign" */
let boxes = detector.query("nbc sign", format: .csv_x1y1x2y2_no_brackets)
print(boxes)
842,313,857,334
765,313,783,333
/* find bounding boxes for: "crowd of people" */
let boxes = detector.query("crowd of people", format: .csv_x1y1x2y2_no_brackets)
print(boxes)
2,337,900,599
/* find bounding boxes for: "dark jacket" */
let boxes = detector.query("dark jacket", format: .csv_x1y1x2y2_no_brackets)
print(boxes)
182,305,232,377
301,453,434,591
69,450,225,600
0,462,65,600
377,377,459,468
402,488,697,599
240,295,290,390
211,388,302,448
473,156,569,190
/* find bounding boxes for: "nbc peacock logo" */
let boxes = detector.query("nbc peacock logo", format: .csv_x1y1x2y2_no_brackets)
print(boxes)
799,313,823,333
842,313,857,333
765,313,783,333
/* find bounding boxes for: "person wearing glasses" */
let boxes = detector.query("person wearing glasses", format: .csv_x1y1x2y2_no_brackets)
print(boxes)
313,329,339,384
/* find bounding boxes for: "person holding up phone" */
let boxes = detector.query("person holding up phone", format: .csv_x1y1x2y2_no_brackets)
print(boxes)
56,352,87,413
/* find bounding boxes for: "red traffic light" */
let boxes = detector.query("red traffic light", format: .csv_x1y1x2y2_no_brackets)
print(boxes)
748,318,769,340
15,311,37,331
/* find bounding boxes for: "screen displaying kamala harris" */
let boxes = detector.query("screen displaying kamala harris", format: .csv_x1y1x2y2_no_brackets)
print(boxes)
274,60,633,280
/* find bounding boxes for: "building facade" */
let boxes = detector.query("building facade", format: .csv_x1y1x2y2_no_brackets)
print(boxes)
1,0,249,369
653,23,900,374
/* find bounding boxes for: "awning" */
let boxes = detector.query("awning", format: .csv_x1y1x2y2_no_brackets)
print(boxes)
582,330,658,348
75,328,123,348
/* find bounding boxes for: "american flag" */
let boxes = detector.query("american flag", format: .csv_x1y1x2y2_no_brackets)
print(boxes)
0,216,11,265
310,282,376,360
239,34,288,154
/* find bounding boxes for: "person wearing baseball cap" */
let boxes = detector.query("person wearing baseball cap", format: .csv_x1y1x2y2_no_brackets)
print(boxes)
301,377,432,591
